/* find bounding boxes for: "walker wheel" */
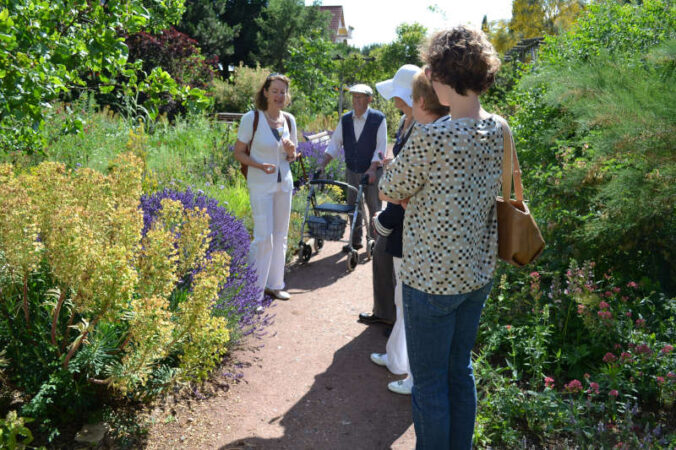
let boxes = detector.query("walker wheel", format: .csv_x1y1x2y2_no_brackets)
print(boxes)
300,243,312,263
313,238,324,252
347,250,359,272
365,239,375,260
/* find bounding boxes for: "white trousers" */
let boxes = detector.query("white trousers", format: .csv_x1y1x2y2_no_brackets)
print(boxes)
386,257,412,382
249,185,292,300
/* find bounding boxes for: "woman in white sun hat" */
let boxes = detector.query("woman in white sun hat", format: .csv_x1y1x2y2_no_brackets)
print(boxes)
369,64,421,395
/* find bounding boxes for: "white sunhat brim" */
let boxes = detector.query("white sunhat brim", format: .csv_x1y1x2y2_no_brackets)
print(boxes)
376,79,413,107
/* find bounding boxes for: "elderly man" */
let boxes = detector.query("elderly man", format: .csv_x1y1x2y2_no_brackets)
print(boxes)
318,83,392,326
318,84,388,253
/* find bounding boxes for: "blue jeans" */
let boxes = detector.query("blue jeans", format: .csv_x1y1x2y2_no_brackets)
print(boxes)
403,281,493,450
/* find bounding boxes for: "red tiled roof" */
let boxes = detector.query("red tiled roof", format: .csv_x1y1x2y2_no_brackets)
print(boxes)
319,5,345,38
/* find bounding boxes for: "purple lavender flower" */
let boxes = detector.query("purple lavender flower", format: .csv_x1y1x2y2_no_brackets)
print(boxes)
140,188,266,337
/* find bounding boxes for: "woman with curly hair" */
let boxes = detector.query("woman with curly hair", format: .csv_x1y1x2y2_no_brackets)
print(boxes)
379,26,508,448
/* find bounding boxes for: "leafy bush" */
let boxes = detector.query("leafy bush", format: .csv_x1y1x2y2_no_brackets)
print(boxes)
0,411,35,450
210,64,270,113
126,27,217,90
475,263,675,448
0,0,188,154
509,0,676,292
140,188,265,337
0,154,238,439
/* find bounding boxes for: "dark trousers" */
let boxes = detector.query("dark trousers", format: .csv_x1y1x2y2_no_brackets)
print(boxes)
346,167,382,247
371,234,396,323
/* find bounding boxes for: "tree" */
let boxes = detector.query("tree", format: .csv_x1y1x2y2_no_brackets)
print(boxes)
176,0,240,65
254,0,331,71
223,0,267,68
370,23,427,76
485,0,586,54
286,30,338,115
0,0,202,154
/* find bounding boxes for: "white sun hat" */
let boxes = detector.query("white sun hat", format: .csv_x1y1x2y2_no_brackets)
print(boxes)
348,83,373,96
375,64,422,107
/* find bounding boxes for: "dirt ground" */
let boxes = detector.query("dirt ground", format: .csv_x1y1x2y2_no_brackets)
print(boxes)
143,237,417,449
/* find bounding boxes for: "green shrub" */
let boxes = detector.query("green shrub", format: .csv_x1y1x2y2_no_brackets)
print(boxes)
210,64,270,113
0,411,36,450
0,154,233,439
509,0,676,292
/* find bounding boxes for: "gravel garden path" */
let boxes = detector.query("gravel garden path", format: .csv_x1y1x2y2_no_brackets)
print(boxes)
144,237,417,449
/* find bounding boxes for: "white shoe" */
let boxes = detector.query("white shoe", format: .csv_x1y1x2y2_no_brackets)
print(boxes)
388,377,413,395
370,353,388,367
265,288,290,300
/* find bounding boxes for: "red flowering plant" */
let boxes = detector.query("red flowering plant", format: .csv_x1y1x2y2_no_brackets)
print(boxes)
477,259,674,447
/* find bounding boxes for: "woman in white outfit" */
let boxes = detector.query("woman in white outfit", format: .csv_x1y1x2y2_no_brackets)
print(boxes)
371,68,449,395
233,73,297,301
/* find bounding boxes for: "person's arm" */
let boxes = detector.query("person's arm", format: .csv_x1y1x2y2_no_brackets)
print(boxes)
233,112,276,174
233,140,276,174
365,117,388,183
318,119,343,171
378,125,428,202
281,113,298,161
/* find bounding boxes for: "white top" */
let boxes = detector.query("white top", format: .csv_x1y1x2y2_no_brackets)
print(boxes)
325,107,388,164
237,110,298,193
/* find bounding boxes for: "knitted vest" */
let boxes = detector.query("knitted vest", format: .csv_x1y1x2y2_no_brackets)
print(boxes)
341,109,385,173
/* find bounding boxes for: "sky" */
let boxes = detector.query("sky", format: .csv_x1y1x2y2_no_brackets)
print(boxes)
306,1,514,49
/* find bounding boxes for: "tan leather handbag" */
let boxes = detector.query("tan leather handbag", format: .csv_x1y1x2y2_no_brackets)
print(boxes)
496,119,545,267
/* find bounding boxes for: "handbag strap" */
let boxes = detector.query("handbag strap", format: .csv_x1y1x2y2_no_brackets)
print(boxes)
246,110,260,155
497,116,524,202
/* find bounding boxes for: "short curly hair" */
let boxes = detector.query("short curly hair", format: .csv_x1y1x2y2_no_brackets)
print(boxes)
423,26,501,96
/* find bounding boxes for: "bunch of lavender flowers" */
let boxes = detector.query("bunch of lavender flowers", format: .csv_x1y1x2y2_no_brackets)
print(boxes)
295,130,345,185
139,188,268,337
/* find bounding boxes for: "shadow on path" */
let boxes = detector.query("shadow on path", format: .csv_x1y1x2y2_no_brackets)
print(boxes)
286,241,371,292
220,325,412,449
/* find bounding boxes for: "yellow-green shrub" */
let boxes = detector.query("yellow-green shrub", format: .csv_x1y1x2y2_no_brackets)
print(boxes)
0,153,233,433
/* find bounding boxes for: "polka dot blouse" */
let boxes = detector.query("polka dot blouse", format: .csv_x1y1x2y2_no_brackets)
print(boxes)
379,116,505,295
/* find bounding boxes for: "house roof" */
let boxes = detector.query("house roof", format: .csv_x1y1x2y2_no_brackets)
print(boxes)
320,5,346,39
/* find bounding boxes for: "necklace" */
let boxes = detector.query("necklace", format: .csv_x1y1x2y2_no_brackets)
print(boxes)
265,111,282,125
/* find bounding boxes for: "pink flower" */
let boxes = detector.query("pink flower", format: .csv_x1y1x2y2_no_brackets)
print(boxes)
604,291,612,298
627,281,638,289
656,376,665,384
661,344,673,354
589,382,600,394
609,389,619,397
625,311,632,317
544,376,555,389
612,287,621,293
635,344,652,355
597,310,613,320
565,379,583,393
599,301,610,310
505,324,512,331
620,352,632,362
621,296,629,302
577,304,586,314
635,318,646,327
530,271,540,279
614,343,622,350
584,373,590,379
667,372,675,380
603,352,617,363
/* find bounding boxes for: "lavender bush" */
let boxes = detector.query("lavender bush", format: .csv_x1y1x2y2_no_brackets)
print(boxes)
294,131,345,186
140,188,269,338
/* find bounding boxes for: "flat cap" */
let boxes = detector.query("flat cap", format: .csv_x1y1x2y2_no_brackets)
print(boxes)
348,83,373,96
